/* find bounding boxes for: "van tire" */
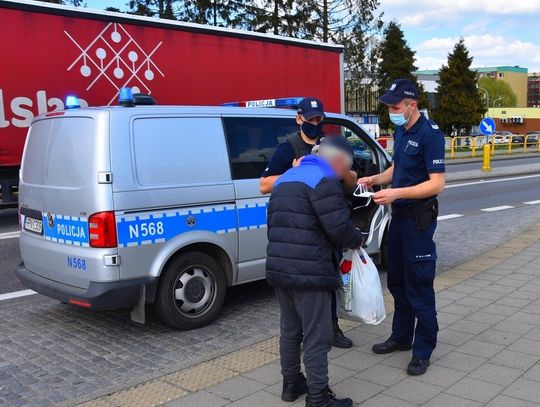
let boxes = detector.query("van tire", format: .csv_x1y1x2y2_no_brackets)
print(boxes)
155,252,226,330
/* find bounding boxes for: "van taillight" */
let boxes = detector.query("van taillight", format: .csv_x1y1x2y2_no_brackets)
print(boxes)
88,211,117,248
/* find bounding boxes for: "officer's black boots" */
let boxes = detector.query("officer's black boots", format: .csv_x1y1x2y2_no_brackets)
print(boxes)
281,372,308,402
332,320,353,349
407,357,430,375
305,386,352,407
372,339,412,354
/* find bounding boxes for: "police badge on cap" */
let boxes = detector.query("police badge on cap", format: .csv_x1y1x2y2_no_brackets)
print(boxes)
297,97,326,119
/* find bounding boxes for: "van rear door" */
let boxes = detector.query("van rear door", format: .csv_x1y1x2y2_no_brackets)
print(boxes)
19,111,119,289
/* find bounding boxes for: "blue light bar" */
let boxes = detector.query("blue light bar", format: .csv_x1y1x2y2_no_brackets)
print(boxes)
65,95,80,109
118,87,134,107
222,97,305,109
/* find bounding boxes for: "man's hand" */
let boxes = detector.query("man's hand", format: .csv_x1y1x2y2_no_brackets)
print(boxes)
373,188,401,205
357,176,376,188
292,156,304,167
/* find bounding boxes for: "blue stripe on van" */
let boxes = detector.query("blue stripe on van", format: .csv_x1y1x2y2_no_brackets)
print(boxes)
43,214,89,247
116,202,268,248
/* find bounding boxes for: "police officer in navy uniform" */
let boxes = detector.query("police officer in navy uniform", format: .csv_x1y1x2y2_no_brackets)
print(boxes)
358,79,445,376
260,97,358,349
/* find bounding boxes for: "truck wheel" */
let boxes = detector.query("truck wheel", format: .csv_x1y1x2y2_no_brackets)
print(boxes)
155,252,226,330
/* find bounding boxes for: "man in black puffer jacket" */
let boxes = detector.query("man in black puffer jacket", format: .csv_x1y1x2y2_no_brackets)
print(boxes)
266,136,364,407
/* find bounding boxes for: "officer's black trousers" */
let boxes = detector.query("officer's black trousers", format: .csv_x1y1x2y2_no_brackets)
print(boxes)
387,216,439,360
275,288,333,392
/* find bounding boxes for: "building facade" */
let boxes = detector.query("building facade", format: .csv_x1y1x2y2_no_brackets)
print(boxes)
414,66,529,108
528,73,540,107
489,107,540,133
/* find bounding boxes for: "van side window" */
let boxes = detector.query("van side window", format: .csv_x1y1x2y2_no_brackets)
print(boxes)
132,117,230,186
223,117,298,180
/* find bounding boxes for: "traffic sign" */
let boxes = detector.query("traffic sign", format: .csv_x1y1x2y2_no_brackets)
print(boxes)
479,117,496,136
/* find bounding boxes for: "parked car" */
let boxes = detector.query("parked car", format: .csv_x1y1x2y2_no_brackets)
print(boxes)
526,131,540,143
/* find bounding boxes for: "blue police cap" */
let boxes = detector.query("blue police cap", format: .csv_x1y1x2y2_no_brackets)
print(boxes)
297,97,326,120
379,78,419,105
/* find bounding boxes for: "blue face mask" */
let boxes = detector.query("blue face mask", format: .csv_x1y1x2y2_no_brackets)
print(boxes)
389,104,412,126
301,120,323,140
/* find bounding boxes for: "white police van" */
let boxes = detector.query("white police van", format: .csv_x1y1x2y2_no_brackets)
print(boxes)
16,91,391,329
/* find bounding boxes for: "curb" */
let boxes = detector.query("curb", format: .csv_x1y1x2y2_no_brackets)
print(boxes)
76,222,540,407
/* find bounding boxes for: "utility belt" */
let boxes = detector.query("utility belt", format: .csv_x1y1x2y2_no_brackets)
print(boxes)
392,197,439,231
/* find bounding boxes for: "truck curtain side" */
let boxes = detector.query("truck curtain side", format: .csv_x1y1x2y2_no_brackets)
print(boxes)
0,0,344,208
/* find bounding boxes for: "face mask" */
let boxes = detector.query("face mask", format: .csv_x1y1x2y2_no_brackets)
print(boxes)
301,120,323,140
389,104,412,126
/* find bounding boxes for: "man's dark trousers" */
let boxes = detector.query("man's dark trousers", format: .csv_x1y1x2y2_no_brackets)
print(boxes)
387,215,439,360
275,288,333,392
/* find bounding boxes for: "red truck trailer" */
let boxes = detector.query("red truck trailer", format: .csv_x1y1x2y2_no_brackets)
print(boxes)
0,0,344,208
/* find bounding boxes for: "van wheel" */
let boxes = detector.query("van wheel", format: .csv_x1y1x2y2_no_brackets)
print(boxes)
155,252,226,330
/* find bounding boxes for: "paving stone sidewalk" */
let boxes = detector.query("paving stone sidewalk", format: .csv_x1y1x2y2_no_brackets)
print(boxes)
156,224,540,407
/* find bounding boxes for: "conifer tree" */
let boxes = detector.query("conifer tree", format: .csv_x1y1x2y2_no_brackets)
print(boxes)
433,39,486,135
376,21,427,130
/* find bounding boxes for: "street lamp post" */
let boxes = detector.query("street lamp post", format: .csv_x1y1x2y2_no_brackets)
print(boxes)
493,97,503,108
478,87,490,116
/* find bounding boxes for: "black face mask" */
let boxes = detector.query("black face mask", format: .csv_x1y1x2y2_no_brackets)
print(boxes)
301,120,323,140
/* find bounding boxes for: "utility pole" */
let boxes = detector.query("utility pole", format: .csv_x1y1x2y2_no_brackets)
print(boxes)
273,0,279,35
322,0,328,42
213,0,217,26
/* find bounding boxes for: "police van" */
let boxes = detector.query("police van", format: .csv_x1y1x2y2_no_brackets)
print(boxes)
16,91,391,329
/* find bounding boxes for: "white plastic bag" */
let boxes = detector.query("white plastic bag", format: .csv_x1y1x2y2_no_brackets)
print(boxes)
338,248,386,325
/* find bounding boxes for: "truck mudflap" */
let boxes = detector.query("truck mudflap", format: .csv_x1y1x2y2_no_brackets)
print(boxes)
15,263,158,310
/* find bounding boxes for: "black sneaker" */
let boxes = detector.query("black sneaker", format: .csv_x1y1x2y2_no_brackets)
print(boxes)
372,339,412,354
282,372,307,402
305,386,352,407
407,357,430,376
332,321,353,349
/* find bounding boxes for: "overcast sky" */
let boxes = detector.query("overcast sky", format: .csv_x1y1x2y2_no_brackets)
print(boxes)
84,0,540,72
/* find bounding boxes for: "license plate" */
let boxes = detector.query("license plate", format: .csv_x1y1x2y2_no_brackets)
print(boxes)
24,216,43,235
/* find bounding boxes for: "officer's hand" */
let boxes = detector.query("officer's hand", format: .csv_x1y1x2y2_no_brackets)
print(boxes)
292,156,304,167
373,188,400,205
357,176,375,188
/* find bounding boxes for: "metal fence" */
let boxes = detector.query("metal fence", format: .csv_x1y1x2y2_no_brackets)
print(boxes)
377,135,540,159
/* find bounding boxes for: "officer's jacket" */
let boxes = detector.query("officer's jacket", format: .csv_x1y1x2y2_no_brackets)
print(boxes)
265,155,364,290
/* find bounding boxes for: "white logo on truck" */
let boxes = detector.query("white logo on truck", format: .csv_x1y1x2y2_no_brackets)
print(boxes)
65,22,165,105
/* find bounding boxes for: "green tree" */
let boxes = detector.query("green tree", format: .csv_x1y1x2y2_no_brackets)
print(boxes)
433,39,486,136
249,0,315,38
128,0,155,16
478,76,517,108
375,21,427,130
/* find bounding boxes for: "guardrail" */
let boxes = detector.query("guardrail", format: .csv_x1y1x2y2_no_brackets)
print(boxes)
376,135,540,159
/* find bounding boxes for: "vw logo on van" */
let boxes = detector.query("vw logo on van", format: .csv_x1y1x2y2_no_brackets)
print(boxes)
186,215,197,228
47,212,54,228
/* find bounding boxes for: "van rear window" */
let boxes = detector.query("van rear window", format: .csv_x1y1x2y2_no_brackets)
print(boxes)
22,120,51,185
45,118,94,187
132,117,231,186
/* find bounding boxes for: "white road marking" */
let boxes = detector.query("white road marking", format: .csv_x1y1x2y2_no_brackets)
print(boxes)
0,289,36,301
524,200,540,205
447,174,540,189
481,205,515,212
437,214,464,221
0,231,20,240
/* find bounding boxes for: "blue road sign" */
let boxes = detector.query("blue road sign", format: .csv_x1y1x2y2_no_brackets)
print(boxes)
480,117,496,136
